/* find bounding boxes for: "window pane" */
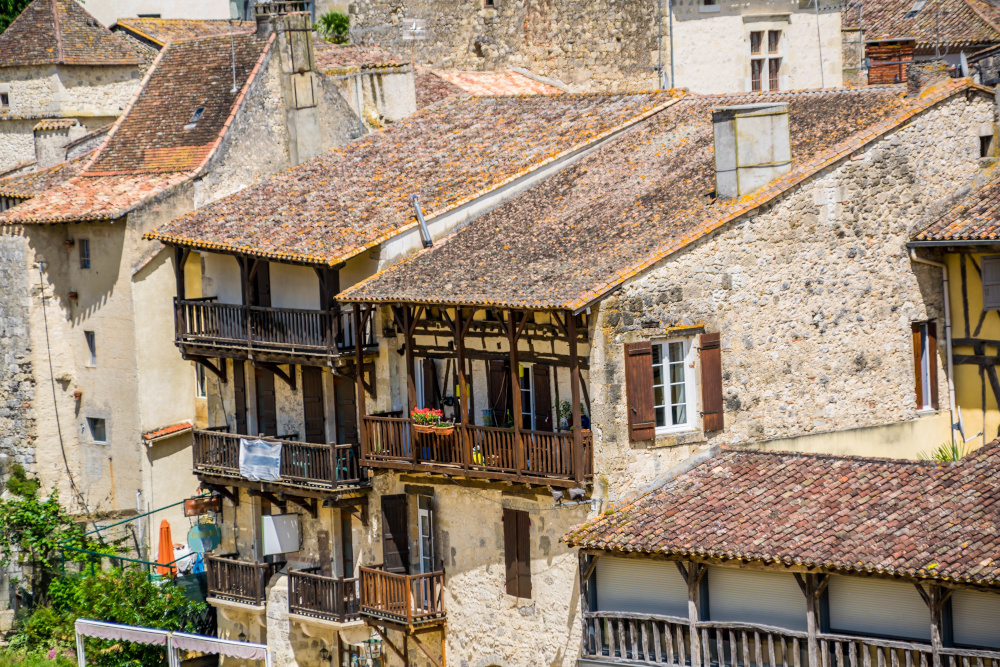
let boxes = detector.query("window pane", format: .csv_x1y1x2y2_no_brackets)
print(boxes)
768,30,780,53
672,403,687,426
654,385,665,407
750,31,762,54
751,59,763,91
655,406,666,426
667,341,685,363
769,58,781,91
671,381,687,408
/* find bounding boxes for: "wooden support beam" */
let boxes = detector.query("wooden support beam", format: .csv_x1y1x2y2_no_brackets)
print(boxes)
408,345,591,370
370,625,405,661
206,484,238,506
256,362,295,390
173,247,190,301
568,310,584,485
248,489,286,512
285,495,317,519
509,309,525,481
793,573,828,667
455,308,471,473
353,303,368,461
409,632,442,667
582,553,601,585
188,356,227,383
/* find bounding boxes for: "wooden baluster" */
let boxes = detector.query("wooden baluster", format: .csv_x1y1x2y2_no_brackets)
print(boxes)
704,628,712,667
770,634,778,667
652,621,663,664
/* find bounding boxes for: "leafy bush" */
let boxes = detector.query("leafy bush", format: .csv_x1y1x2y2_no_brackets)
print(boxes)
0,648,76,667
316,9,350,44
918,440,974,462
0,0,32,35
6,464,39,498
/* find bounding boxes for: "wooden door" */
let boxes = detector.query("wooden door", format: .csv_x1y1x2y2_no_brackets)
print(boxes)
381,495,409,575
488,360,513,426
255,367,278,437
252,262,271,307
421,358,441,409
233,361,248,435
301,366,326,444
333,374,358,445
532,364,552,432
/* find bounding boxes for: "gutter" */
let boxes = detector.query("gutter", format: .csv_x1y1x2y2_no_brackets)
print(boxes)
909,248,957,450
907,238,1000,246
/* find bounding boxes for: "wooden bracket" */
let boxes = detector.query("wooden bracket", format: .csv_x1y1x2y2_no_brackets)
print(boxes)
490,309,510,338
916,583,954,611
409,631,442,667
551,311,568,338
794,572,829,599
675,561,706,585
257,362,296,390
512,310,530,344
582,554,601,584
248,489,286,512
189,356,228,383
370,625,405,661
206,484,239,506
286,495,318,519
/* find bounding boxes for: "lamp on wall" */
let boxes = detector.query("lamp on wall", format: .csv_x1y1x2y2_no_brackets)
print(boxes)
319,647,331,663
237,630,247,642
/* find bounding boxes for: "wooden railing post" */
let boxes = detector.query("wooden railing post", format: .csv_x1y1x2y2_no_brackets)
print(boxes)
567,310,584,485
353,304,368,460
455,308,472,472
508,310,525,480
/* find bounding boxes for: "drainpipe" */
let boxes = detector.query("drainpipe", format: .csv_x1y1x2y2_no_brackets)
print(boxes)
410,194,433,248
909,249,957,450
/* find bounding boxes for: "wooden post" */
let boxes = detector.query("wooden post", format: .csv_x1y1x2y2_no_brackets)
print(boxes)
455,308,471,471
929,585,943,667
403,305,418,465
682,562,705,667
353,304,368,459
795,573,828,667
508,310,525,480
568,311,584,485
173,247,189,336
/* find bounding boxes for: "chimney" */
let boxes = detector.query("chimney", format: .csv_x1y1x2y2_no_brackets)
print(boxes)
712,103,791,200
255,0,312,35
906,59,953,96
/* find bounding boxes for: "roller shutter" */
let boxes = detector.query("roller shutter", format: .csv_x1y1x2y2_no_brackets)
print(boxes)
595,557,688,618
827,576,930,641
952,589,1000,649
707,567,807,632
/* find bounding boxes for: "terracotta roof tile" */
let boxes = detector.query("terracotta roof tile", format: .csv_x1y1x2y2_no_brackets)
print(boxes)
340,81,981,310
427,69,562,96
113,18,255,47
414,66,465,109
913,170,1000,241
145,91,679,264
0,32,272,224
0,0,139,67
0,150,92,197
843,0,1000,49
313,40,402,73
564,442,1000,586
142,420,193,441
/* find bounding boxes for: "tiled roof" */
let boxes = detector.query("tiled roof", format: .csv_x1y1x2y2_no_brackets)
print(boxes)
564,442,1000,587
0,32,272,224
0,150,92,198
0,0,140,67
414,66,465,109
145,92,678,264
313,40,402,73
113,18,255,47
142,420,193,442
427,69,562,96
340,81,985,310
912,171,1000,241
33,119,77,131
843,0,1000,49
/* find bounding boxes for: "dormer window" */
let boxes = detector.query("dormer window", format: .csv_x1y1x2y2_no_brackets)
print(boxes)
184,107,205,130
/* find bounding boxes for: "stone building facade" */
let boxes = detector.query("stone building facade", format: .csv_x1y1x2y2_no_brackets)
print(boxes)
350,0,842,93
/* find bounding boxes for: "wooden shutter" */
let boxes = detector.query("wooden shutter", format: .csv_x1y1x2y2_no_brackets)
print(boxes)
381,495,409,575
488,360,512,426
983,256,1000,311
301,366,325,444
624,342,655,441
928,321,939,410
333,375,358,444
700,333,724,432
254,367,277,437
515,509,531,599
533,364,552,432
422,358,441,409
503,508,518,596
912,323,924,409
233,361,248,435
252,262,271,307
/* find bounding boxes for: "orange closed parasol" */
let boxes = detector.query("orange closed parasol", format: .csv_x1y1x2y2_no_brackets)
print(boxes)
156,520,174,577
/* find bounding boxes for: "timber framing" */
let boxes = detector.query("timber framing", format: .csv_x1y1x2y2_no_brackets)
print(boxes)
195,471,370,501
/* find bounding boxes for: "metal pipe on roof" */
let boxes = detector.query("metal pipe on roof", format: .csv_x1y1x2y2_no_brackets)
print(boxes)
410,194,433,248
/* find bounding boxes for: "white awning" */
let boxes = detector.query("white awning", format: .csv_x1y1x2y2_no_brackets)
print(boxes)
172,632,268,661
74,619,169,646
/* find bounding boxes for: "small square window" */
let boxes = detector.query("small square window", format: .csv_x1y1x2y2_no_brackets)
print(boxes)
483,0,495,6
184,107,205,130
79,238,90,269
85,331,96,366
87,417,107,443
981,134,994,158
195,364,207,398
0,93,9,108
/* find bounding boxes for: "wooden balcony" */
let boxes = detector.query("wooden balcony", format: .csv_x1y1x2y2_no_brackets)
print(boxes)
580,613,1000,667
206,554,284,608
288,569,360,624
362,416,593,487
359,565,445,628
193,429,368,492
174,298,375,360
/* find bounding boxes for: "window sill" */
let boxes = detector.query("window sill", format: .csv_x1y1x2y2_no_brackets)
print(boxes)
699,4,722,11
651,429,706,449
915,408,941,417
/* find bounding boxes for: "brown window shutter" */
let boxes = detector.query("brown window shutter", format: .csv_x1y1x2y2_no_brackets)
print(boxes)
532,364,552,432
700,333,724,432
624,341,656,441
502,508,518,596
516,510,531,599
912,323,923,409
928,321,939,410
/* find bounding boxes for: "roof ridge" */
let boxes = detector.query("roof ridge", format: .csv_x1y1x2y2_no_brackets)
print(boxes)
721,444,951,467
963,0,1000,36
51,0,63,63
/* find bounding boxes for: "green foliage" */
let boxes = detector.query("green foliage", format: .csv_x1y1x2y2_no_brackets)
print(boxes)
6,464,39,498
14,569,205,667
0,648,76,667
316,9,350,44
0,0,32,35
918,440,974,462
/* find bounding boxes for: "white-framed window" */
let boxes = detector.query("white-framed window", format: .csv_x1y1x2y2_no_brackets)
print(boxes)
195,364,207,399
417,496,435,574
912,321,938,411
652,338,696,432
87,417,107,443
84,331,96,367
750,30,782,92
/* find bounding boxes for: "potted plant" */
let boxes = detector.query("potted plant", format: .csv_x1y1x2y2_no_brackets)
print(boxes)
411,407,442,433
435,420,455,436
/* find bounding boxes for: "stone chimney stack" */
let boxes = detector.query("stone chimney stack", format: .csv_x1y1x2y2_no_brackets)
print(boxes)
907,59,953,96
712,103,792,200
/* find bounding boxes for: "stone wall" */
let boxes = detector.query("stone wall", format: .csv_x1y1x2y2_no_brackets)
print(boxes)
0,65,141,118
589,91,994,500
0,233,36,474
0,120,37,172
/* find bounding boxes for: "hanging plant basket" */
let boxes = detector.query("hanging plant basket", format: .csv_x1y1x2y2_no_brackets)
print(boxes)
414,424,436,434
434,425,455,436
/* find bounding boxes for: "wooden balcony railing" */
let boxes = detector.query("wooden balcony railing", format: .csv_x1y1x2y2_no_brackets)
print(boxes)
206,554,284,607
193,429,366,489
288,569,360,624
359,565,445,627
174,299,375,357
581,613,1000,667
362,416,593,486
